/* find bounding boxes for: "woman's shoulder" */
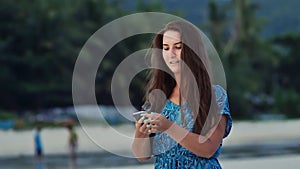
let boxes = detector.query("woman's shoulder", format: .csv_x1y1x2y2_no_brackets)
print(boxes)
213,85,227,101
213,84,226,92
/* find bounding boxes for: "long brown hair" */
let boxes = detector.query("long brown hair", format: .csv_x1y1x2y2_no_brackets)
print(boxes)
145,20,218,135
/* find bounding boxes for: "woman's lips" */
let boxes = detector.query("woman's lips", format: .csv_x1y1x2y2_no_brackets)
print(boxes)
170,60,180,64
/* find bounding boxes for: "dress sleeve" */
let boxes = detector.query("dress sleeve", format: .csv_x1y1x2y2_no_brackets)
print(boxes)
214,85,232,138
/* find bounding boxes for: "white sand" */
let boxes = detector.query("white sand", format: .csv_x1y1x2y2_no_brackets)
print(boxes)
223,119,300,146
1,119,300,169
0,124,137,157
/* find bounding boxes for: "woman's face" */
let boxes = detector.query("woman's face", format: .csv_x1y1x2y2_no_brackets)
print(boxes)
162,30,182,75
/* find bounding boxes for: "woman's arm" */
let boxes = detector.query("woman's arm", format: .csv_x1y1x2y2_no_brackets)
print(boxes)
131,117,152,162
147,113,227,158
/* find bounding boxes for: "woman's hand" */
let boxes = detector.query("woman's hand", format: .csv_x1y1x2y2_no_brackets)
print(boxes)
134,112,151,138
145,112,173,133
132,112,152,161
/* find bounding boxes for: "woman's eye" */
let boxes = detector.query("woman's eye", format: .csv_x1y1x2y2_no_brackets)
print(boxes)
175,46,182,49
163,47,169,51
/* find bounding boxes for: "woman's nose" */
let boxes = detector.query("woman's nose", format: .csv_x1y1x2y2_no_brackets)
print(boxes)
170,48,176,57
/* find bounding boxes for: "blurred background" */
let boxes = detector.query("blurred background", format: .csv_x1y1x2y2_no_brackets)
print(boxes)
0,0,299,169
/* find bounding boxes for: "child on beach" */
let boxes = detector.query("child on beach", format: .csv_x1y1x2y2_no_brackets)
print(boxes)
67,125,78,160
34,126,43,159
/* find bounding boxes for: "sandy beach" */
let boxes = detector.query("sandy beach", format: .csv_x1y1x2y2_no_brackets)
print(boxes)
1,119,300,168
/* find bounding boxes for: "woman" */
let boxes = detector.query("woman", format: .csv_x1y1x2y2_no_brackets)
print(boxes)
132,20,232,168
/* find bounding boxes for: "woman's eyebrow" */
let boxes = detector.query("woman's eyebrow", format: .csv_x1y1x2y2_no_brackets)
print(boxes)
163,41,182,46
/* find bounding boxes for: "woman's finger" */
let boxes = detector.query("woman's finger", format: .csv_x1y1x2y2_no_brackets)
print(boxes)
144,112,159,119
149,128,158,133
138,116,145,123
143,113,152,119
150,124,159,130
135,116,144,128
138,122,147,132
149,119,159,125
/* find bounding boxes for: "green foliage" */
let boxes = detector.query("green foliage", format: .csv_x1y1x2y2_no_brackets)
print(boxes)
272,88,300,118
272,33,300,91
0,110,17,120
207,0,300,119
135,0,163,12
0,0,299,120
0,0,126,110
270,33,300,118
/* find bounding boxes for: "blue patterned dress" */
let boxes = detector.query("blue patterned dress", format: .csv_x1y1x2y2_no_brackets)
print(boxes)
152,85,232,169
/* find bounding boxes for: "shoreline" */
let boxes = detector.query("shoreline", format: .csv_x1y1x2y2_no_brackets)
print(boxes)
1,119,300,169
1,119,300,158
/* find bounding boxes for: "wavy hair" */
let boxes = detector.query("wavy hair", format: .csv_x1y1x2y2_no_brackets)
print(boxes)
144,20,218,135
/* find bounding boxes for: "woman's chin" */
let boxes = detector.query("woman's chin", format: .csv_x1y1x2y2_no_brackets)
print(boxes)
170,69,180,75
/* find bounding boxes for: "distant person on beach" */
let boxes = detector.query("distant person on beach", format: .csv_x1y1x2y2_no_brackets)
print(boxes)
67,125,78,160
132,20,232,168
34,126,43,159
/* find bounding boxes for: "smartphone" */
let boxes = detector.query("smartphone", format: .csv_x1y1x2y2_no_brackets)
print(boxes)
133,111,146,122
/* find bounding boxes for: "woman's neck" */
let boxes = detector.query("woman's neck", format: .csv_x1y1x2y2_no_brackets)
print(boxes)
174,73,180,86
169,84,180,105
168,73,180,105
